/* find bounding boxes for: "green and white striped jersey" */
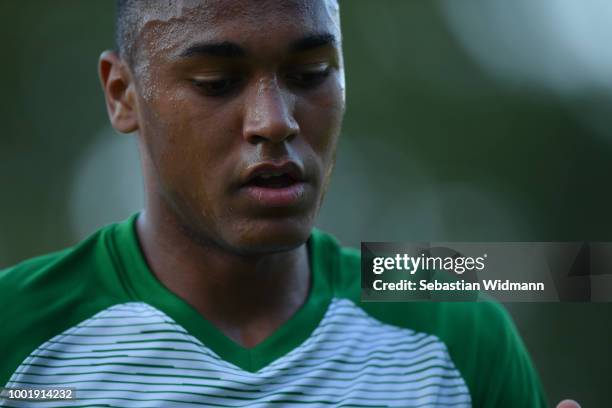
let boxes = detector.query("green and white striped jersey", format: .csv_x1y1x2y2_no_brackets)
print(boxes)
0,214,547,407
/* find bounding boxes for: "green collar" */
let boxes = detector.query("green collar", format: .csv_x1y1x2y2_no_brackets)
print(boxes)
107,213,335,372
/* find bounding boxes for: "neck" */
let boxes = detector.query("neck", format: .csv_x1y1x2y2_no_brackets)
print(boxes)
135,203,311,348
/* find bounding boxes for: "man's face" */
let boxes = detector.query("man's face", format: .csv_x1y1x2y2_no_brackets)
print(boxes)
130,0,345,254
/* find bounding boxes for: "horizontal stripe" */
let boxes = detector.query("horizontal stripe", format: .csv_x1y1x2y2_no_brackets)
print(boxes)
8,375,466,396
6,299,470,407
3,391,470,408
30,340,446,371
13,365,463,390
10,371,463,390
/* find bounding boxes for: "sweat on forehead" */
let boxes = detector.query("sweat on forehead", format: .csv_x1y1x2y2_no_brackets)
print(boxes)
115,0,340,65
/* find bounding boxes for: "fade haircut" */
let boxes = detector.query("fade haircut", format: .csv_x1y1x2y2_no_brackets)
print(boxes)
115,0,140,65
115,0,340,65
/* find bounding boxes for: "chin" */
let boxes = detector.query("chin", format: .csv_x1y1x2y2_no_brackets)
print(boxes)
225,217,314,256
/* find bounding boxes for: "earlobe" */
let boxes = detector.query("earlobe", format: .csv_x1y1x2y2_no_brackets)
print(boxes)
98,50,139,134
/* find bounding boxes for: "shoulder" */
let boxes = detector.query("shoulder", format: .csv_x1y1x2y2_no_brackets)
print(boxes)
0,248,75,297
310,229,547,407
0,222,128,385
309,230,521,342
309,228,360,300
0,225,113,304
380,301,547,407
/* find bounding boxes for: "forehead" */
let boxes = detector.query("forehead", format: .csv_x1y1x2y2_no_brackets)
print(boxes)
135,0,341,59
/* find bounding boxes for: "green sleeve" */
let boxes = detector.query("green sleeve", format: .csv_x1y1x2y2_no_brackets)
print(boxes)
468,301,548,408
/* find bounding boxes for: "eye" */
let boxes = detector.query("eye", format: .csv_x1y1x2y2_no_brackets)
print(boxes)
191,76,243,96
285,63,332,89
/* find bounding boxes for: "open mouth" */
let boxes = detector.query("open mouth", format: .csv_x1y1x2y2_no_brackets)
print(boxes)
248,173,298,189
239,161,307,206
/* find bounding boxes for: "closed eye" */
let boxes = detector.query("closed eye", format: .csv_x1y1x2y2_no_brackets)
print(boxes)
284,63,332,89
192,76,243,96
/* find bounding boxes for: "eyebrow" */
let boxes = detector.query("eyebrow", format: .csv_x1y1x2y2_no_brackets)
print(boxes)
179,42,245,58
288,33,337,53
177,33,337,59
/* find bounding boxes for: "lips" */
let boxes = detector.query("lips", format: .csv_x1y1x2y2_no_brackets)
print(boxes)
242,161,305,187
250,173,296,188
239,161,308,207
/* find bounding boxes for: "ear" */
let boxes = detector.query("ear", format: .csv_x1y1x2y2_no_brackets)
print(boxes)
98,50,139,133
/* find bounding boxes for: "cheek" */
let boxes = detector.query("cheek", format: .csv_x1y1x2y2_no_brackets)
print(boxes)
138,93,240,211
297,85,344,168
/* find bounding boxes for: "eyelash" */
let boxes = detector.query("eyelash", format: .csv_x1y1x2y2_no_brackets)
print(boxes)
285,65,332,89
191,65,332,97
192,77,243,97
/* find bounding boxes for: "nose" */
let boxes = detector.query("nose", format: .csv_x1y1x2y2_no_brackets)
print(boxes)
242,76,299,144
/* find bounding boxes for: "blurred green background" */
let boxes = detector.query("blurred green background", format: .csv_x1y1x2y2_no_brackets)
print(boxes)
1,0,611,405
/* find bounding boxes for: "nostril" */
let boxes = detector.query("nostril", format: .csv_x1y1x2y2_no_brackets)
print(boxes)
248,135,268,145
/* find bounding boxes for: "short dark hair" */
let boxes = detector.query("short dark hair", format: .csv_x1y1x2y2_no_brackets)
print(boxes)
115,0,340,65
115,0,140,64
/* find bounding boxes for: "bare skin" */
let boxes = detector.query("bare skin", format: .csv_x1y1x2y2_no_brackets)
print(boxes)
99,0,344,347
